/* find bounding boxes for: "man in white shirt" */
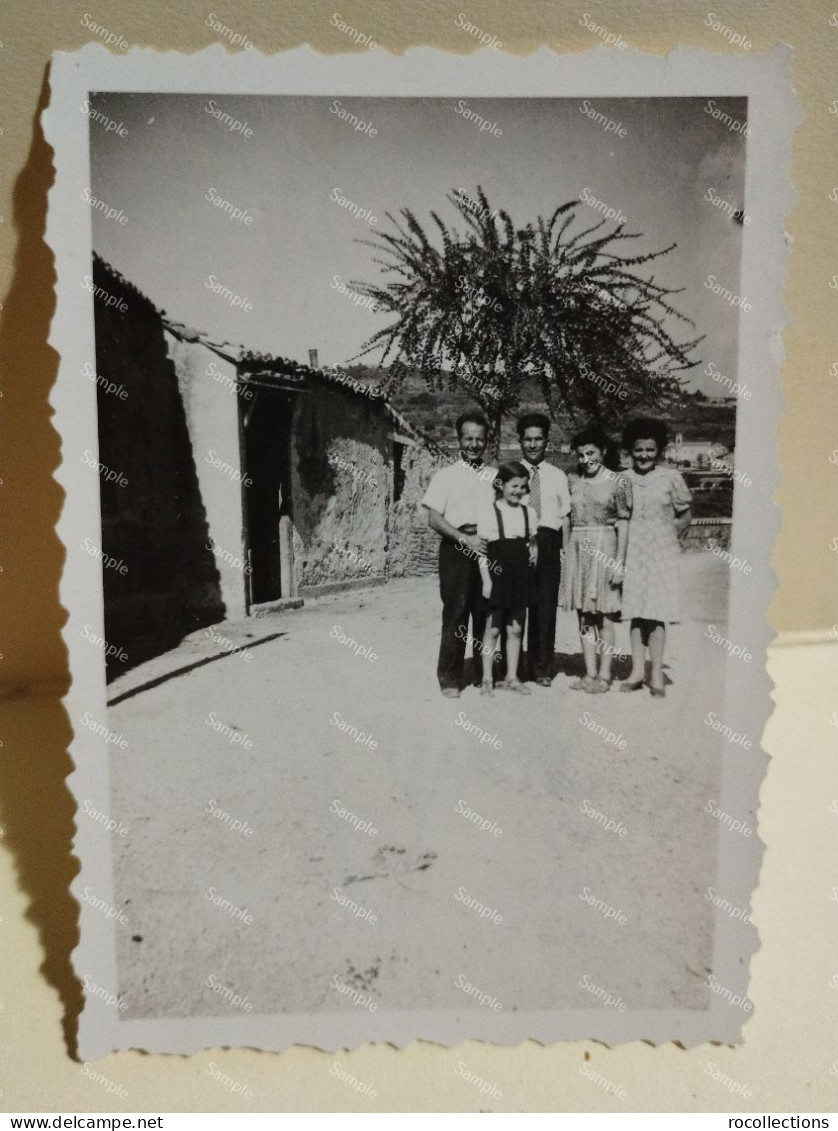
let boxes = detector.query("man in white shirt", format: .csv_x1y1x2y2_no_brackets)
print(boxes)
517,413,571,686
421,412,497,698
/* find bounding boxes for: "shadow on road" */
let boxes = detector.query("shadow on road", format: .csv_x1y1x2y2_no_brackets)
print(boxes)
107,631,287,706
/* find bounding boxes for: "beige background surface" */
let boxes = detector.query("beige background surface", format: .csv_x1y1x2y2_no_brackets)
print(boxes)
0,0,835,1113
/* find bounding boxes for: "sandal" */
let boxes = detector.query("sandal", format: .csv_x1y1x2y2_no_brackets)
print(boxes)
586,677,611,694
619,679,644,693
504,679,532,695
569,675,595,691
480,680,494,697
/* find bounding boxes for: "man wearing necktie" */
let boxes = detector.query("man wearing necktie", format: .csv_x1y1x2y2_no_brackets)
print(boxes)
421,412,497,697
517,413,571,686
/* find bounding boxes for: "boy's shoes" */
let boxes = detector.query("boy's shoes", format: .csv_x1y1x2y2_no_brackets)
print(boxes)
535,677,552,688
441,688,460,699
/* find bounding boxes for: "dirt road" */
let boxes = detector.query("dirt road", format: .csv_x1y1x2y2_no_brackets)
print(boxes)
107,553,730,1020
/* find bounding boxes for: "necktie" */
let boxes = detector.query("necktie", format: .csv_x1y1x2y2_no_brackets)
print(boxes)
529,465,541,521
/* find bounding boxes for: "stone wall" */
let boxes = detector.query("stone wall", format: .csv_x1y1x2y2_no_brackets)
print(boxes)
290,387,390,591
289,396,444,589
388,442,446,578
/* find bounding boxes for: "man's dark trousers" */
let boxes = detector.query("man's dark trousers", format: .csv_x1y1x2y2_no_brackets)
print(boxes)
437,536,487,691
523,526,562,681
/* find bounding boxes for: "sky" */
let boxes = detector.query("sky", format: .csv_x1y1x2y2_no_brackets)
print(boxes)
88,92,748,393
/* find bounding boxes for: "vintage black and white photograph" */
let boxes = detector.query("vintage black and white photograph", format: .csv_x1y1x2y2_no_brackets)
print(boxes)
44,45,788,1054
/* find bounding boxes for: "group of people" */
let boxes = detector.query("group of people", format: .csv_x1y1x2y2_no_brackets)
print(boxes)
420,412,692,700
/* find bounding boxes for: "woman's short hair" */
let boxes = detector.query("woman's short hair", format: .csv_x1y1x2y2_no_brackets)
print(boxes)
517,412,550,438
455,411,489,438
622,418,669,453
492,460,530,496
570,426,620,471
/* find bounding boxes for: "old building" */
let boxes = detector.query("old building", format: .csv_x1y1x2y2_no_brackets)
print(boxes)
89,253,444,673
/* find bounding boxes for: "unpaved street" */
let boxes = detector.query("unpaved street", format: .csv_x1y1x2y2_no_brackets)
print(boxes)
107,553,729,1020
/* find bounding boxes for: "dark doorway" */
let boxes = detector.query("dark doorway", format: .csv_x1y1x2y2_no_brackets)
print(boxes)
242,387,297,605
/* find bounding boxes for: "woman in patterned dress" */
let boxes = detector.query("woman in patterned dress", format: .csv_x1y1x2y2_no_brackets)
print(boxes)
559,427,631,693
619,419,692,699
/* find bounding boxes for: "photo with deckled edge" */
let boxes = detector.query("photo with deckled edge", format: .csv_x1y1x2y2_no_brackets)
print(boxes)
40,43,796,1058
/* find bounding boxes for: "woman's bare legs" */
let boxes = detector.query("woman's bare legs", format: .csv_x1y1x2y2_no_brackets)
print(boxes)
626,617,649,684
598,615,617,683
622,617,666,691
579,611,599,679
648,620,666,691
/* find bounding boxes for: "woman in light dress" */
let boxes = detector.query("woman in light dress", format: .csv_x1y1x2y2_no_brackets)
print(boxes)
559,427,631,693
619,418,692,699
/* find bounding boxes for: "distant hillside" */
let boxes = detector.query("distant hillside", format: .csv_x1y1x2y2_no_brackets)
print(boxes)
339,364,737,457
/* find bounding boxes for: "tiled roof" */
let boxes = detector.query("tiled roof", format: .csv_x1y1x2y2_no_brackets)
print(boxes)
92,252,442,455
233,353,444,454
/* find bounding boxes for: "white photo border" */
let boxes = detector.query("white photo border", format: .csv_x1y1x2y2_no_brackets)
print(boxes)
42,42,798,1057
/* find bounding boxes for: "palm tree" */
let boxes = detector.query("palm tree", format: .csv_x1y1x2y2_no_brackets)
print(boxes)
350,187,701,451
